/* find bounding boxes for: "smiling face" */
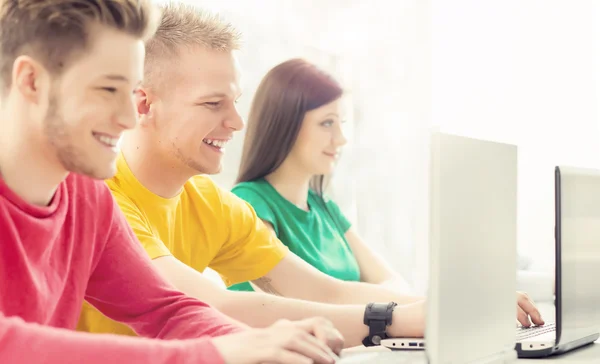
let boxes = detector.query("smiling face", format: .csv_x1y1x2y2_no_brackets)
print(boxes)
146,46,244,175
38,25,145,179
287,98,347,176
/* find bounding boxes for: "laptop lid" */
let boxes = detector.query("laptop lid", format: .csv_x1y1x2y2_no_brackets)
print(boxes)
555,166,600,346
426,132,518,364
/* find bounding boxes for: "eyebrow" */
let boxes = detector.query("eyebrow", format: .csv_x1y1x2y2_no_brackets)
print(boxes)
324,112,339,118
103,74,130,82
102,74,142,88
200,92,227,98
195,92,243,101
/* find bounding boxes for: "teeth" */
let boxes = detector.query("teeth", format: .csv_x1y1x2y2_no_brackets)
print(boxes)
97,134,119,147
203,139,228,149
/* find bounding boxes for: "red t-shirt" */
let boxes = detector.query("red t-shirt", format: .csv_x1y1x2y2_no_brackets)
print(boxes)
0,173,244,363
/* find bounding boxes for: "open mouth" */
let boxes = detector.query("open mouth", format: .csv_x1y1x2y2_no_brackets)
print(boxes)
93,132,120,149
203,138,229,152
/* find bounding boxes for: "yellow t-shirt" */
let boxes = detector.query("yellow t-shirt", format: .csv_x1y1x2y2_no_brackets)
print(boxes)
76,153,289,336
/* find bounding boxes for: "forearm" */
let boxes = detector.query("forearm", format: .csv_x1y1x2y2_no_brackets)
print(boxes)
215,291,369,348
258,274,422,306
263,254,423,306
215,291,425,344
0,313,225,364
378,277,414,295
87,236,243,339
327,280,424,306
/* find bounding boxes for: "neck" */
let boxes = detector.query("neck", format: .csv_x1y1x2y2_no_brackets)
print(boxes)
120,130,192,199
0,105,67,206
265,160,312,210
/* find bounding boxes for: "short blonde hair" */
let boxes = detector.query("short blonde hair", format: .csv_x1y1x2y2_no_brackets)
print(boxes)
143,2,242,89
0,0,160,91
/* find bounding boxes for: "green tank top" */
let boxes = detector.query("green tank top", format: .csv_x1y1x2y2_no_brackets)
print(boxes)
229,179,360,291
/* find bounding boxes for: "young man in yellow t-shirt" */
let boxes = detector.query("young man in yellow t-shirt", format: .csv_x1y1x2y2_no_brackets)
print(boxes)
77,3,544,348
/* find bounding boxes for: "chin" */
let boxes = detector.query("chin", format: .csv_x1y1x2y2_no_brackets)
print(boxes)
60,153,117,180
202,164,223,175
315,165,335,176
81,165,116,180
188,160,223,176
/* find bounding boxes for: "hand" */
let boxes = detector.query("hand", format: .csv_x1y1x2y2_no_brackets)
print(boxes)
388,300,426,338
302,317,344,355
212,317,343,364
516,291,545,327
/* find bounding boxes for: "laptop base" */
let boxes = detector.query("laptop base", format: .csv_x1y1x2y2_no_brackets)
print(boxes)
516,333,599,358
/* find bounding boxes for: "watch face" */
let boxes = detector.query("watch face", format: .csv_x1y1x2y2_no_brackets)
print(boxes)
372,335,382,345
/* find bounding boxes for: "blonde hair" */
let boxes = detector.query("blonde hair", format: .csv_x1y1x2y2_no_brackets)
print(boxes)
0,0,160,91
143,2,242,89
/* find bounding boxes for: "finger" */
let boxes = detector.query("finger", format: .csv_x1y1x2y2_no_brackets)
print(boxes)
288,318,341,360
517,305,532,327
313,325,344,355
293,318,342,353
518,297,545,326
287,331,337,364
303,331,340,364
517,292,545,326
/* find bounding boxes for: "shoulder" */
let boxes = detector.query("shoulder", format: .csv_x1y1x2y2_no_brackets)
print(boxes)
66,173,116,211
231,180,269,200
65,174,126,249
184,176,253,219
185,175,233,205
312,190,340,209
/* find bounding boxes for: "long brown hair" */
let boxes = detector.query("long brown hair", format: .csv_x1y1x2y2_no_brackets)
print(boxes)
236,58,343,195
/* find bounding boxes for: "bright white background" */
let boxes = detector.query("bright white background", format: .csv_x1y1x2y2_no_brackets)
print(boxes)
156,0,600,297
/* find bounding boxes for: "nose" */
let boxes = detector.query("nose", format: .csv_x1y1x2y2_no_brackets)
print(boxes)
333,124,347,147
224,104,245,131
116,95,139,131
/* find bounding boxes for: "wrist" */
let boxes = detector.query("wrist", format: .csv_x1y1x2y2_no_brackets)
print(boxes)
389,304,425,338
362,302,397,346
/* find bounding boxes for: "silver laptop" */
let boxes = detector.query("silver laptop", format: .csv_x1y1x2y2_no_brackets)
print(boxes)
340,132,519,364
514,165,600,358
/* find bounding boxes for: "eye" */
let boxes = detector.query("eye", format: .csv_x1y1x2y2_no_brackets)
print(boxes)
321,119,334,127
204,101,221,108
101,87,117,94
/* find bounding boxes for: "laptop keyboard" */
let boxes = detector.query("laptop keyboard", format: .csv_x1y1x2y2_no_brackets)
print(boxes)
516,322,556,341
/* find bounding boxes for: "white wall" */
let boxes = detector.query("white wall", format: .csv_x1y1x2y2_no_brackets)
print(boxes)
154,1,600,293
433,0,600,275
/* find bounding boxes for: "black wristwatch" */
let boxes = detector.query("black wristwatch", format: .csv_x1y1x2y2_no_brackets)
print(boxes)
362,302,398,346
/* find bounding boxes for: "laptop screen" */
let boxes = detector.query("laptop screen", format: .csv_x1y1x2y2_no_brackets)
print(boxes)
555,166,600,345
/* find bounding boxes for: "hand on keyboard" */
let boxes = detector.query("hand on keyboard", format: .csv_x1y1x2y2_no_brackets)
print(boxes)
516,291,545,327
212,318,342,364
516,322,556,341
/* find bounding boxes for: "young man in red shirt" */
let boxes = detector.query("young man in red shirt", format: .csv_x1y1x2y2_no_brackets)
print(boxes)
0,1,342,363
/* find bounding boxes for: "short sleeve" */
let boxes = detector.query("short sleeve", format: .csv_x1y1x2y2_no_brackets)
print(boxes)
110,189,172,260
323,196,352,234
85,182,243,340
230,184,278,233
208,189,288,287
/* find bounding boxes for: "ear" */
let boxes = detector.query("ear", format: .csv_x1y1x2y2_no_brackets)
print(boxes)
134,87,154,127
12,55,49,104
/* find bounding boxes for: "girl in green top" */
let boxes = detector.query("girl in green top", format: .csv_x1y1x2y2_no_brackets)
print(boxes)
229,59,411,293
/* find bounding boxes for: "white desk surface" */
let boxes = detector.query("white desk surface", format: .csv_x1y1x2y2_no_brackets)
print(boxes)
341,303,599,363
